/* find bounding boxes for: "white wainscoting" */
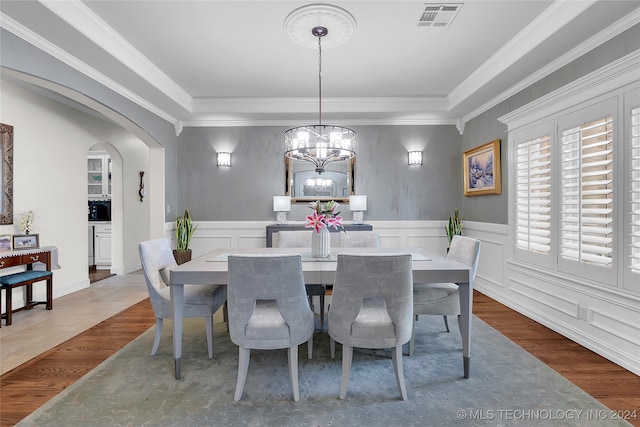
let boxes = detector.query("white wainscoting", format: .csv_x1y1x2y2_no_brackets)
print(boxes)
164,220,639,375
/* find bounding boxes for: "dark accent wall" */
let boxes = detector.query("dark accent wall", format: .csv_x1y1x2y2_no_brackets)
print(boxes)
177,125,462,221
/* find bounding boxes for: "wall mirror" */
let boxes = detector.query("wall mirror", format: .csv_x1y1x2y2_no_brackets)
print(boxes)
285,157,355,203
0,123,13,225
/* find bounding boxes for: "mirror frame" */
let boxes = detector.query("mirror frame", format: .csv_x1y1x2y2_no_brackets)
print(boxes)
0,123,13,225
285,157,355,203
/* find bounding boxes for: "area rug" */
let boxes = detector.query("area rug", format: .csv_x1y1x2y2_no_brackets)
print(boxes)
18,316,629,427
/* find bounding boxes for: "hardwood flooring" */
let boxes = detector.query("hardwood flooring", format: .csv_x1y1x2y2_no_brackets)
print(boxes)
1,291,638,426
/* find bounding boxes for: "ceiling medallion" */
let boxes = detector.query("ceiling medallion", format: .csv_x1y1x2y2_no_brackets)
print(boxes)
284,3,357,49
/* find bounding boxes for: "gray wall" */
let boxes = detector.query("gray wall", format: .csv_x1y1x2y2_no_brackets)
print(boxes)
461,22,640,224
177,125,462,221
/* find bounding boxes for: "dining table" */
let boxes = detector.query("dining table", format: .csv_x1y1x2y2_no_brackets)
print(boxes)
169,246,473,380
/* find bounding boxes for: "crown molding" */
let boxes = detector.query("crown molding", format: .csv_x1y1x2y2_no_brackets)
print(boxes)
448,0,596,112
461,6,640,127
39,0,193,112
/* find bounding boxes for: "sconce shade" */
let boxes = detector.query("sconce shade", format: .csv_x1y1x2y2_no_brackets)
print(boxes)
273,196,292,212
349,195,367,211
217,152,231,167
408,151,422,166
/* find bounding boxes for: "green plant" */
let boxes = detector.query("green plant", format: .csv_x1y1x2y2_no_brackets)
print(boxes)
176,209,197,251
445,209,463,246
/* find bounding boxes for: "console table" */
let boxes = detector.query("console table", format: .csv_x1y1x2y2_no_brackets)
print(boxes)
0,246,58,327
266,223,373,248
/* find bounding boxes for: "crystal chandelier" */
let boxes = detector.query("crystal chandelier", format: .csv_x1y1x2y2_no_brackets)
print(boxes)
284,26,356,174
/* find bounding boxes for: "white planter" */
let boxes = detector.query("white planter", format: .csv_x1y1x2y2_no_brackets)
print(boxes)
311,227,330,257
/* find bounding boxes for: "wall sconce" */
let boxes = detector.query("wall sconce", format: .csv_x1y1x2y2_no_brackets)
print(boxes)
217,152,231,167
273,196,291,224
349,195,367,225
408,151,423,166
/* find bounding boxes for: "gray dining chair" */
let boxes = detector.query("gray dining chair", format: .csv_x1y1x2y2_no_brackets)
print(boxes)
276,230,326,330
138,238,227,358
409,235,481,356
338,231,380,248
227,254,314,401
328,253,413,400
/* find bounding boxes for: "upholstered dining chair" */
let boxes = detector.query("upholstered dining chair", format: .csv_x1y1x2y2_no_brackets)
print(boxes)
339,231,380,248
409,235,481,356
328,254,413,400
276,230,326,330
138,238,227,358
227,254,315,402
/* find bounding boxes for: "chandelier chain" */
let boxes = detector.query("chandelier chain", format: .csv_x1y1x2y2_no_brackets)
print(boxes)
318,34,322,125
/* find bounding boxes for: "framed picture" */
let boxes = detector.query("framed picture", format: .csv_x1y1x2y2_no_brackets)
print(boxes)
0,234,11,251
463,139,501,196
12,234,39,250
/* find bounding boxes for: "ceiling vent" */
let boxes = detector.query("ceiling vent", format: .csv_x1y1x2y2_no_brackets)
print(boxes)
418,3,463,27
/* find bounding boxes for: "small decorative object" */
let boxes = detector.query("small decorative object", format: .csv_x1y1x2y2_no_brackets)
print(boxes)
19,210,35,234
445,209,463,249
12,234,39,250
306,200,344,257
139,171,145,202
463,139,501,196
173,209,197,265
0,234,11,251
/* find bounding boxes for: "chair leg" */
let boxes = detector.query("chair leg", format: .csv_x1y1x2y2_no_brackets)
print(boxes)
223,301,229,332
339,344,353,399
307,336,313,360
234,347,250,401
288,345,300,401
151,317,163,356
409,318,416,357
392,345,408,401
205,315,214,358
330,337,336,359
443,315,450,332
319,294,325,330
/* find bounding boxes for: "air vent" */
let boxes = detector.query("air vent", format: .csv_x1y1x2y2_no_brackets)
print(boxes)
418,3,463,27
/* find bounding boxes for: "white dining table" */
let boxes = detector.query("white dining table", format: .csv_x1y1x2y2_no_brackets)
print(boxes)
169,246,473,380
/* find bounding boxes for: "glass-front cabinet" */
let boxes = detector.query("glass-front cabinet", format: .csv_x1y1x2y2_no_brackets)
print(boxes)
88,153,111,198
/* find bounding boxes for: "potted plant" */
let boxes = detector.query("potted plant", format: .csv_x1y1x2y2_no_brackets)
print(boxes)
445,208,463,251
173,209,197,265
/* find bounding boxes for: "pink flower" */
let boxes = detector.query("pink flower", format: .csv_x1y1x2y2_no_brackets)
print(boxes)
306,211,327,233
305,200,345,233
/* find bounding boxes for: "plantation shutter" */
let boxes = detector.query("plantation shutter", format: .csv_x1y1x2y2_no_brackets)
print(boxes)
515,135,551,253
630,107,640,274
559,116,613,267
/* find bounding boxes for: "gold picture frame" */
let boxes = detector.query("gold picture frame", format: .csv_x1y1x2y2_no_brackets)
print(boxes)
463,139,501,196
12,234,39,250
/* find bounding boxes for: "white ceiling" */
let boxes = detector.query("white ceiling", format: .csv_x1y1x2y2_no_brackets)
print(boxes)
1,1,639,133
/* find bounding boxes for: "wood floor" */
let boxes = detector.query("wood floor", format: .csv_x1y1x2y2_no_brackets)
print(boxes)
1,291,638,426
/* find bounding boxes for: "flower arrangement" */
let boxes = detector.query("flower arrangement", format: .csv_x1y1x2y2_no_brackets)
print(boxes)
19,210,35,234
305,200,344,233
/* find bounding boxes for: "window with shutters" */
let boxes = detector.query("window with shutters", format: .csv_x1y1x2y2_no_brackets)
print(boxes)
559,116,613,268
630,106,640,275
515,134,552,255
502,56,639,293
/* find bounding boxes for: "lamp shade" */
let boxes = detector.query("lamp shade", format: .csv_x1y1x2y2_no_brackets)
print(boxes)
273,196,291,212
349,195,367,211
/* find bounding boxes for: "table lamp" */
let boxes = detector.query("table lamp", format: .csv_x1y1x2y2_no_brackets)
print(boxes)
349,195,367,225
273,196,291,224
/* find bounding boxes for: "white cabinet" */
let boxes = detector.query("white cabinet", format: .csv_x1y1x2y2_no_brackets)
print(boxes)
88,154,111,198
94,223,112,267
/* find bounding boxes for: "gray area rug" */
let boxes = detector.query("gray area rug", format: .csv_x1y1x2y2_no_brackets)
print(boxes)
18,316,629,427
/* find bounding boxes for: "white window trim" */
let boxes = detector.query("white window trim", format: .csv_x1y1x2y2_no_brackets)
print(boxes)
500,50,640,293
